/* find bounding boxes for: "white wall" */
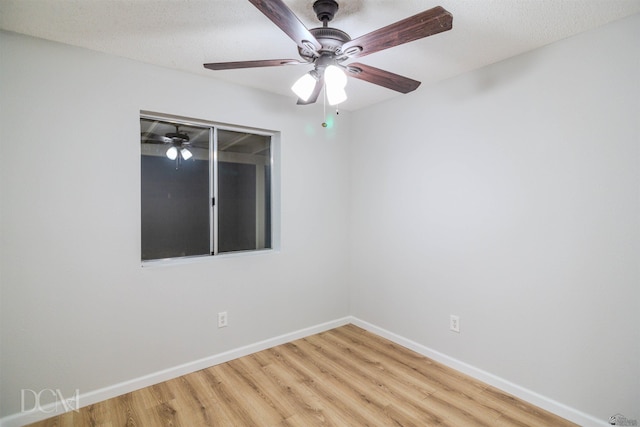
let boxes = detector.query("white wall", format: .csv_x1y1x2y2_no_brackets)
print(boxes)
2,12,639,426
349,13,639,424
0,31,351,418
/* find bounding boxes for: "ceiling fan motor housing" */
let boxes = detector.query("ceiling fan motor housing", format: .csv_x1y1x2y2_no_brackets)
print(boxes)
299,26,351,61
313,0,339,23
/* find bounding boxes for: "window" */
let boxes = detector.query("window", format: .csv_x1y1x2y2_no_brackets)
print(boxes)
140,114,273,262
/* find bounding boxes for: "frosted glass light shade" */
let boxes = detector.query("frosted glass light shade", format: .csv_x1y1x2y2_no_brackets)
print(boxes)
324,65,347,106
327,87,347,106
180,148,193,160
166,146,178,160
291,72,317,101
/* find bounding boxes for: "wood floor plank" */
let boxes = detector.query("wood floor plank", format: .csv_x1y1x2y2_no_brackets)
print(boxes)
260,357,348,426
164,375,216,426
290,338,421,426
419,391,496,427
26,324,578,427
110,392,144,426
317,328,439,397
274,342,386,426
334,325,488,396
200,366,258,425
227,357,295,421
217,359,290,425
297,334,444,424
241,354,332,425
479,385,577,426
426,388,502,425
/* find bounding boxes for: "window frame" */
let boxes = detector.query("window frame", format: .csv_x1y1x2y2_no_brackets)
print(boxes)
140,111,278,266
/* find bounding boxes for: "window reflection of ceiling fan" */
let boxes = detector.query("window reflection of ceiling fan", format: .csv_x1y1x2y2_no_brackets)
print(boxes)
141,125,193,161
203,0,453,106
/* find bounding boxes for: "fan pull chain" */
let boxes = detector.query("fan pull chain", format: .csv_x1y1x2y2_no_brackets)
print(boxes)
321,85,340,128
322,84,327,128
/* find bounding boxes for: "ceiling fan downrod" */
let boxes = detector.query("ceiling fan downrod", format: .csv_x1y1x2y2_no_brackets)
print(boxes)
313,0,339,27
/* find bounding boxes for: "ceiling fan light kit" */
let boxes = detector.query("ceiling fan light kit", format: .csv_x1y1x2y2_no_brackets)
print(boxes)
203,0,453,106
165,142,193,163
142,124,195,166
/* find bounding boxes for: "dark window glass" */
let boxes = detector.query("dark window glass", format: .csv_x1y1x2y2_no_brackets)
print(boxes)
218,129,271,253
140,117,272,261
141,119,211,260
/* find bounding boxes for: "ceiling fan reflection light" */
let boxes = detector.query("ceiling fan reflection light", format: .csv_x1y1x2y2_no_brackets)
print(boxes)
181,148,193,160
291,72,318,101
324,65,347,106
166,146,178,160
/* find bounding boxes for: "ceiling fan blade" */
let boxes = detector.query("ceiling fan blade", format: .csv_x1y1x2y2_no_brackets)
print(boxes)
339,6,452,59
296,78,324,105
204,59,305,70
346,63,421,94
249,0,322,53
141,132,170,144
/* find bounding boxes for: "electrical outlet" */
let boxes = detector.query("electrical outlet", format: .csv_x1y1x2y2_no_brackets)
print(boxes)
450,315,460,333
218,311,228,328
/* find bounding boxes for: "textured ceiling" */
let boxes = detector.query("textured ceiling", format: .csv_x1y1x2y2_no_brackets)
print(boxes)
1,0,639,111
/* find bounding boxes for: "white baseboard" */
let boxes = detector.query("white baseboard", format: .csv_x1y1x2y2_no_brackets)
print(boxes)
349,317,609,427
0,317,351,427
1,316,609,427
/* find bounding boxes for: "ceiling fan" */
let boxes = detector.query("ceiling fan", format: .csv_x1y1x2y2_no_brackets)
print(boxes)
141,125,194,162
203,0,453,106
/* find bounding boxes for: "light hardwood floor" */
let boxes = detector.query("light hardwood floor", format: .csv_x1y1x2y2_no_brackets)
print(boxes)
27,324,577,426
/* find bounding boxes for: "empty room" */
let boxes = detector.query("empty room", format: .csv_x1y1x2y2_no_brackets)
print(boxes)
0,1,638,426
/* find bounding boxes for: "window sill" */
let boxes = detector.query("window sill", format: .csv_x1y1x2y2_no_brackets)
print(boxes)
141,248,277,268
